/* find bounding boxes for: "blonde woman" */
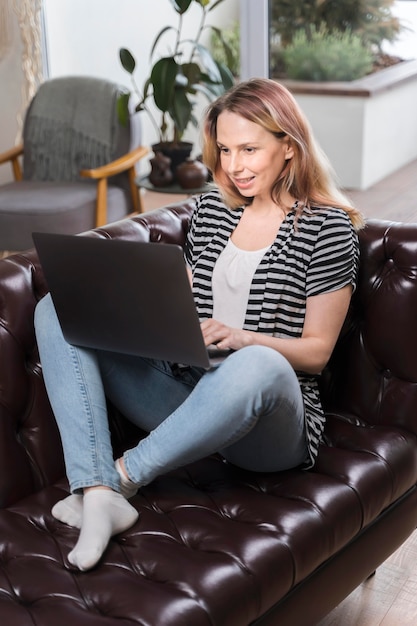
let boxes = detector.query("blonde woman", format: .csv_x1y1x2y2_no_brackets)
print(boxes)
35,78,363,571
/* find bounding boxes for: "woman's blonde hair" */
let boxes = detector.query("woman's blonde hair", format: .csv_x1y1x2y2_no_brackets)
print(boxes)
203,78,364,230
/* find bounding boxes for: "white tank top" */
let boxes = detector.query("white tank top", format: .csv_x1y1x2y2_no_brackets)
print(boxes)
212,239,270,328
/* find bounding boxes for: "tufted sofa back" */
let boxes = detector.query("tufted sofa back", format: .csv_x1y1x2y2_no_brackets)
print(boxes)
321,219,417,436
0,204,416,508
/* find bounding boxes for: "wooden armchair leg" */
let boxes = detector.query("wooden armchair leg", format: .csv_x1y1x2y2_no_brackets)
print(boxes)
12,157,23,181
95,178,108,227
128,166,143,214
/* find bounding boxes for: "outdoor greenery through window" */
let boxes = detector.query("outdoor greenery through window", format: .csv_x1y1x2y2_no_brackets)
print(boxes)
268,0,405,82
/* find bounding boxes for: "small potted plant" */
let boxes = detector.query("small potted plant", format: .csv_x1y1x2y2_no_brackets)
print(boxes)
118,0,235,180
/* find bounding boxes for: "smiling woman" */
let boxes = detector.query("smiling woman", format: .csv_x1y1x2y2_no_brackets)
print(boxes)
215,110,294,215
203,77,363,228
33,76,363,572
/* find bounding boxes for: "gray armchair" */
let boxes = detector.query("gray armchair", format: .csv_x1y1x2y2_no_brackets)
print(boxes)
0,75,149,252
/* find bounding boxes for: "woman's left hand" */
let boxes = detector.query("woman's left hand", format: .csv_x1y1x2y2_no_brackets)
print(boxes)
201,318,252,352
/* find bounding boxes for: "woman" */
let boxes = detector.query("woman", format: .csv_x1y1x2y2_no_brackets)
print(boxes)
35,78,363,571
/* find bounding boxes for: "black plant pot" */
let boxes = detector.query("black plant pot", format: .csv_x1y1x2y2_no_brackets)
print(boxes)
151,142,193,182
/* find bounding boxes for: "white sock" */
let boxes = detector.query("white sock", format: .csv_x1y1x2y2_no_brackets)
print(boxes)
68,489,138,571
52,494,83,529
115,458,138,499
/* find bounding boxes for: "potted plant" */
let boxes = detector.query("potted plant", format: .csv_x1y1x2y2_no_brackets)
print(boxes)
118,0,235,180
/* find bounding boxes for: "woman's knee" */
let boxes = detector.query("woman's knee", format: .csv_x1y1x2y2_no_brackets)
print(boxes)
230,345,296,386
225,345,301,410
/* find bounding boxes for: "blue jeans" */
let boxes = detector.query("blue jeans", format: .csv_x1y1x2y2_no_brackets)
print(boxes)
34,294,308,493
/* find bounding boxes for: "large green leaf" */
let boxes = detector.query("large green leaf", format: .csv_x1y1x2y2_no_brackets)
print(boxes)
216,61,234,90
181,62,202,86
170,88,193,135
151,57,178,112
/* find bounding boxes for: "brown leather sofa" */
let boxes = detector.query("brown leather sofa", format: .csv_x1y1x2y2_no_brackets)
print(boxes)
0,200,416,626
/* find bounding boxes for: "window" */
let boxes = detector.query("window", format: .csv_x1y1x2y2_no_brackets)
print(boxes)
240,0,417,81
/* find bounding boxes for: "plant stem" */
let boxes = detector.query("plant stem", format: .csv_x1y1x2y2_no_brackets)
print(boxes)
129,75,162,142
188,4,207,63
175,13,183,58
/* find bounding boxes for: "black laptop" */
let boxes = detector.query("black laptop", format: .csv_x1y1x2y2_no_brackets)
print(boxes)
33,232,227,369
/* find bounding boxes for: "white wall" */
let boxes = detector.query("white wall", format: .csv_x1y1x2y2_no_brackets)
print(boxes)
0,0,238,184
362,73,417,188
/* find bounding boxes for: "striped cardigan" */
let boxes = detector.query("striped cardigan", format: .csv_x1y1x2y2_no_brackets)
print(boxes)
185,189,360,468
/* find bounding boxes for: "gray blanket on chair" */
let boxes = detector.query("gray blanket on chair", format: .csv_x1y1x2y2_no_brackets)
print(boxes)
23,77,120,182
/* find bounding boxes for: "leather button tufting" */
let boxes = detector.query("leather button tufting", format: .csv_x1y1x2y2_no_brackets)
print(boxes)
151,231,163,242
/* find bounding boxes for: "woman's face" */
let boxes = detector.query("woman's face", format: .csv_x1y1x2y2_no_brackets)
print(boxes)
216,110,294,201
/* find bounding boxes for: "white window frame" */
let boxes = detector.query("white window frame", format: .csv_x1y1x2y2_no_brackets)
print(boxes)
239,0,269,79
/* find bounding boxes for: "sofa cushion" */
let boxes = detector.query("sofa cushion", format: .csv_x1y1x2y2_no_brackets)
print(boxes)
0,415,415,625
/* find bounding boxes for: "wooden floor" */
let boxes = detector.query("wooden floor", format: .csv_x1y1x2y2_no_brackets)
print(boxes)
141,161,417,626
317,529,417,626
345,158,417,223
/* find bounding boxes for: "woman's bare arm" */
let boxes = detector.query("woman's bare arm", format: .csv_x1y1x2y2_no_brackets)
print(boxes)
201,285,352,375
